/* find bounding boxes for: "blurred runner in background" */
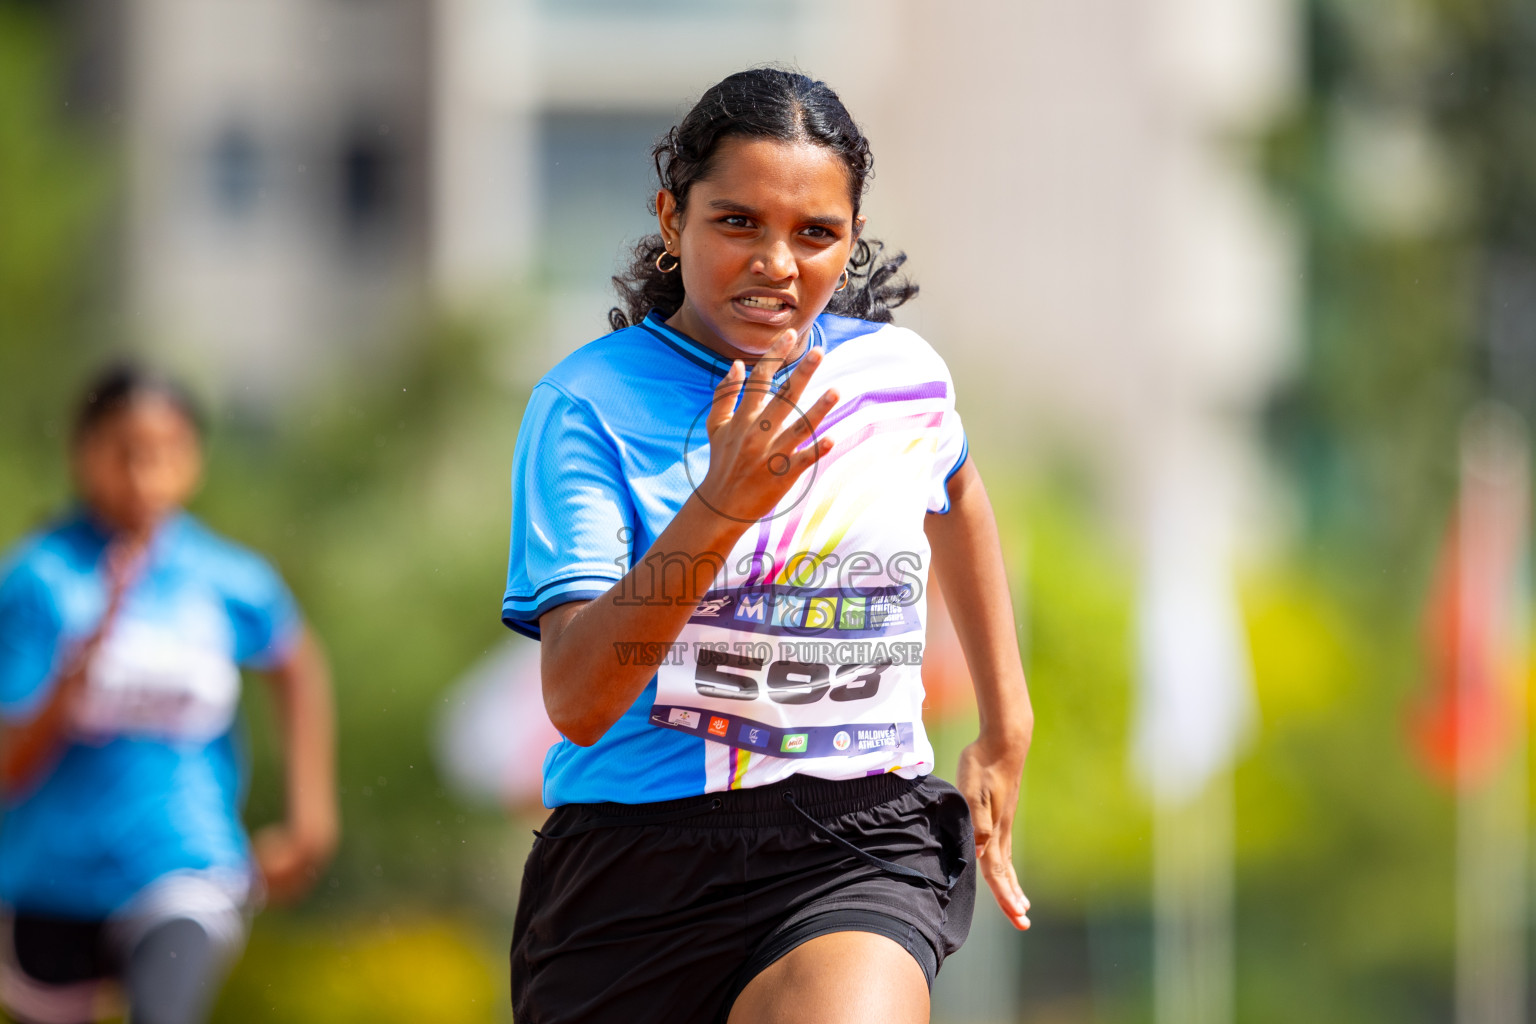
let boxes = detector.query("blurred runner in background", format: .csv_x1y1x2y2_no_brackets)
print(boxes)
0,365,338,1024
434,636,560,818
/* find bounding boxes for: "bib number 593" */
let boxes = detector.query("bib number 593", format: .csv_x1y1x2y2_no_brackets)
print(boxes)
694,650,887,705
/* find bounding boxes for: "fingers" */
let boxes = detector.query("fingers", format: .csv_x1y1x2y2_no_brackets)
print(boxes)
981,842,1031,931
698,325,836,519
972,812,994,861
743,327,799,399
787,389,838,455
791,436,834,473
707,359,746,434
993,828,1029,915
102,539,150,616
728,326,835,460
774,338,824,414
760,329,837,450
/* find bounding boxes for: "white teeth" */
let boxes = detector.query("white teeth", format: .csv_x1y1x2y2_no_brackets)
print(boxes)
739,296,787,311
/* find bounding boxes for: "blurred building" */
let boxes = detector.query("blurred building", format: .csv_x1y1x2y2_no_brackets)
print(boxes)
440,0,1297,529
842,0,1298,519
432,0,850,364
62,0,433,402
66,0,1295,470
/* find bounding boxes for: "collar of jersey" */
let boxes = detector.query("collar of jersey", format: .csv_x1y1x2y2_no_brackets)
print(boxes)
65,503,191,558
640,309,825,385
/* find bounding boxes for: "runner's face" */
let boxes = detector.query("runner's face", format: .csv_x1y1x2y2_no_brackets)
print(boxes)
74,398,202,537
659,137,864,363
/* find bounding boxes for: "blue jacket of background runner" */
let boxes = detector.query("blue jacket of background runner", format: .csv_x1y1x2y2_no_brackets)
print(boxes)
0,511,299,919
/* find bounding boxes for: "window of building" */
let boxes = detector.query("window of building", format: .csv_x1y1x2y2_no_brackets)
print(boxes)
537,110,676,288
208,122,262,217
339,124,398,239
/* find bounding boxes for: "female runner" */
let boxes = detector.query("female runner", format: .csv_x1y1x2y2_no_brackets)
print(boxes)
0,366,338,1024
503,68,1033,1023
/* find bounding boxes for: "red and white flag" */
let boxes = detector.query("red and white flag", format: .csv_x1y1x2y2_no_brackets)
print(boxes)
1411,406,1530,789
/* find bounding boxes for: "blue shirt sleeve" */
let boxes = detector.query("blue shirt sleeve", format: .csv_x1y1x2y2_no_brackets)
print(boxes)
503,381,636,639
219,550,302,669
0,559,66,721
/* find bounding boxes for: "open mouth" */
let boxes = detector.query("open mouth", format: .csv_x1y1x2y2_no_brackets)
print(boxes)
737,296,792,312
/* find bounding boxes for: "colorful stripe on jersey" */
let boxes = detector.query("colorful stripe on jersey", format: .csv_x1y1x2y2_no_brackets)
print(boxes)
767,423,942,582
731,747,751,790
743,382,949,586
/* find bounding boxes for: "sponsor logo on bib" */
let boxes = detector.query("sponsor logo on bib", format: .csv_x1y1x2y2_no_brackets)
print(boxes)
708,716,730,737
667,708,700,730
833,730,851,752
738,724,770,750
781,733,809,754
695,597,731,617
856,727,900,750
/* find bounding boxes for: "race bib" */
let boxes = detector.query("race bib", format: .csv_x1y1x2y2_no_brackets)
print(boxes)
77,618,242,743
648,580,926,759
645,344,957,778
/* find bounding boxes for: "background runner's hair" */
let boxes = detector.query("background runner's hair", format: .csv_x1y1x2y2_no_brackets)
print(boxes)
73,362,205,443
609,66,918,331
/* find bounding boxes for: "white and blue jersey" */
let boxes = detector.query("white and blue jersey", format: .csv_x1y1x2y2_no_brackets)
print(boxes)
504,311,968,807
0,512,300,919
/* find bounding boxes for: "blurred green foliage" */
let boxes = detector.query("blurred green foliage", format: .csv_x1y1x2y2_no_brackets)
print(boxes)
938,3,1536,1019
0,2,112,539
199,314,535,913
1246,0,1535,1020
1266,0,1536,590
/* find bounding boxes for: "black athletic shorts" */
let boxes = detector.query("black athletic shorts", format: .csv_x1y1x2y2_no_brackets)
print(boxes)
0,913,123,1024
510,771,977,1024
8,914,117,985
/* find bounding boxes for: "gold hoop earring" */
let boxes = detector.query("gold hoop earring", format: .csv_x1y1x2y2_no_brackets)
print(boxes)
835,269,850,292
656,250,680,273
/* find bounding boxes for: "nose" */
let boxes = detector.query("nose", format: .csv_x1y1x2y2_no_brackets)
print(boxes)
752,238,796,283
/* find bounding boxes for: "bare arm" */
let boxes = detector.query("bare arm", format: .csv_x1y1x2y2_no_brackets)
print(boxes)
540,327,837,746
924,457,1034,930
0,660,86,796
539,497,750,745
252,627,339,904
0,540,143,797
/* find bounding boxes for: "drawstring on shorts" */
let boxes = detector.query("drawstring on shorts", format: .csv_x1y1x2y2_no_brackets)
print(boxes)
781,791,964,892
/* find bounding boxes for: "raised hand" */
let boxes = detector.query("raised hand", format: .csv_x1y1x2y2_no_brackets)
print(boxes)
0,536,151,791
694,327,839,524
69,537,148,691
85,536,148,650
